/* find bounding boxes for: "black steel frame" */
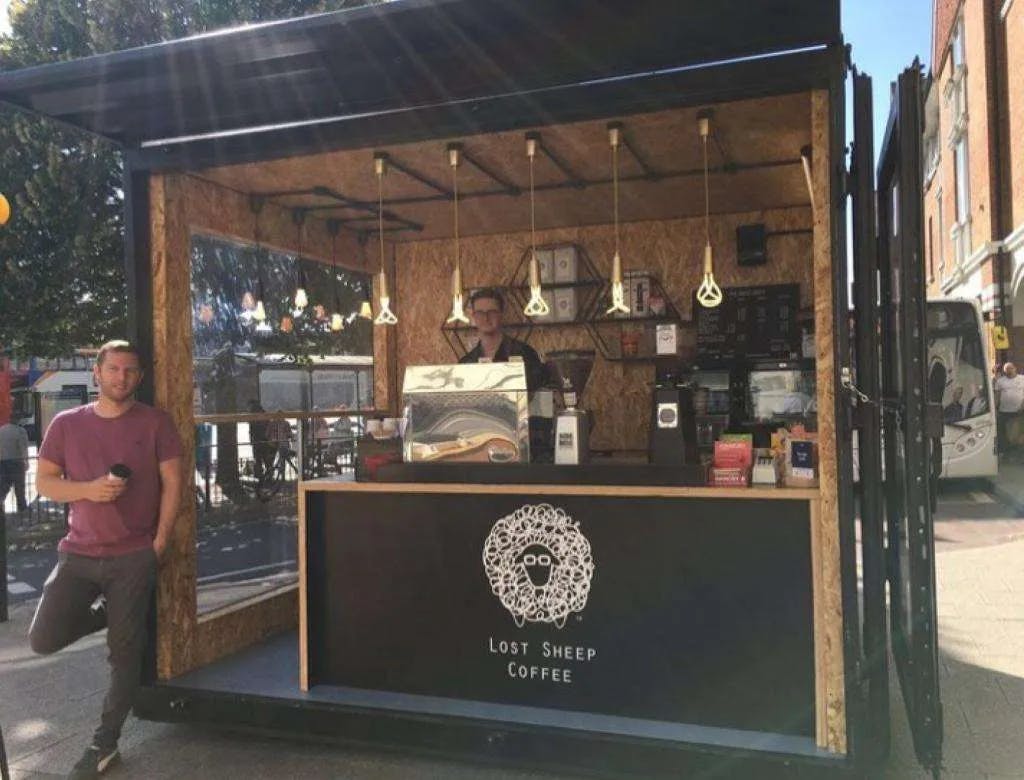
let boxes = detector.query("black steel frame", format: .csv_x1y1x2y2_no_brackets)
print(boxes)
116,41,879,779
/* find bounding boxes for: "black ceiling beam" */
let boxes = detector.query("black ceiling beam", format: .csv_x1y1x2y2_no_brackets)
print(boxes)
299,156,806,210
460,148,521,196
312,211,424,232
385,154,453,199
125,47,839,174
535,139,588,190
250,185,424,232
0,0,840,147
619,130,660,182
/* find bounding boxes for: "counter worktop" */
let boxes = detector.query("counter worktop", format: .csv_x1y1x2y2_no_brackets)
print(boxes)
300,475,818,501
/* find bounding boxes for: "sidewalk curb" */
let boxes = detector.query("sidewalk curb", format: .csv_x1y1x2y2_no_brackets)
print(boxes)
991,482,1024,516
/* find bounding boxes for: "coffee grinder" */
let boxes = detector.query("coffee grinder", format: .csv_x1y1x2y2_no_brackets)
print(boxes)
649,363,698,465
546,350,595,465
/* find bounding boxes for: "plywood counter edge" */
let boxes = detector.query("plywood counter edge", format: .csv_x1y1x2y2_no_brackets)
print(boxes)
299,480,819,501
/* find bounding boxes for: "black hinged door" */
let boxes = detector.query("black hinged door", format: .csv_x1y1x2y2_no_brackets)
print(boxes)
850,67,891,764
875,62,943,775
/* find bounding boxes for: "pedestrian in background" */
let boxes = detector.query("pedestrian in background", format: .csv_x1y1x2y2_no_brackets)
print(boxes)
0,418,29,513
29,340,183,778
995,362,1024,458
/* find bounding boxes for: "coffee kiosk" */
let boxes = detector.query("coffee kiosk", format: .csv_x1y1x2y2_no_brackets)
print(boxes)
0,1,942,776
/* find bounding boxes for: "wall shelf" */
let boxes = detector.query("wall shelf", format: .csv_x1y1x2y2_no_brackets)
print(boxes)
440,243,686,364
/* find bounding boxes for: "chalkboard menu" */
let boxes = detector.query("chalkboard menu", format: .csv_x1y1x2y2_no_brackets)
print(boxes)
696,284,801,362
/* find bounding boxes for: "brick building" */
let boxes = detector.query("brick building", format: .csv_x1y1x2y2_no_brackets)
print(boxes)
923,0,1024,365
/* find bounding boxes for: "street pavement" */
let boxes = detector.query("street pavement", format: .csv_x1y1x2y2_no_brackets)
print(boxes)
3,481,1024,778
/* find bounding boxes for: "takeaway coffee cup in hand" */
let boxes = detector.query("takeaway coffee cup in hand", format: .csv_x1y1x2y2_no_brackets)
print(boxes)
108,463,132,483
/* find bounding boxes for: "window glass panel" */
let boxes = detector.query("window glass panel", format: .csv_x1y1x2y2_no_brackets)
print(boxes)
189,232,373,615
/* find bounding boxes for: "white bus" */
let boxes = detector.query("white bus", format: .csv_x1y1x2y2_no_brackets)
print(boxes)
927,298,997,479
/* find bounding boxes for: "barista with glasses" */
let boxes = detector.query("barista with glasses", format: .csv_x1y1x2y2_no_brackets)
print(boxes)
459,288,546,389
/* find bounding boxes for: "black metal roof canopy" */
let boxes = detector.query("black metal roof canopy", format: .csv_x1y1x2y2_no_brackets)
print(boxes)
0,0,839,163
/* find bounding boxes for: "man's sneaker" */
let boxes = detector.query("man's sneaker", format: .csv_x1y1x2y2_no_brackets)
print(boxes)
67,744,120,778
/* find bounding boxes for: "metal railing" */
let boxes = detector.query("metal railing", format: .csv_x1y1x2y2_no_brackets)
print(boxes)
1,454,69,531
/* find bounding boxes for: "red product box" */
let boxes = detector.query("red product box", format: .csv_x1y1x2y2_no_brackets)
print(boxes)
709,465,750,487
713,440,752,469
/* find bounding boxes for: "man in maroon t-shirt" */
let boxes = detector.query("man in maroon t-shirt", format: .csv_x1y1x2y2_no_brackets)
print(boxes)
30,340,183,779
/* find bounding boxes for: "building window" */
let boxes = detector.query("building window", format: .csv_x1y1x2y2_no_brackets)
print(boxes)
936,191,945,277
952,133,971,267
945,15,968,144
928,216,935,282
954,134,970,225
951,15,965,70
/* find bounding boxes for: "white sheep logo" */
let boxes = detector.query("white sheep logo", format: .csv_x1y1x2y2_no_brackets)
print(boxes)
482,504,594,628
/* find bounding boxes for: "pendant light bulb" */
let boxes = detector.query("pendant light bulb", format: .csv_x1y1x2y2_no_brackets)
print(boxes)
523,132,550,318
696,112,723,310
607,250,629,315
697,243,723,309
374,266,398,326
524,251,550,317
294,287,308,310
605,122,630,315
373,152,398,325
446,265,469,325
359,300,373,319
330,313,344,332
254,300,267,322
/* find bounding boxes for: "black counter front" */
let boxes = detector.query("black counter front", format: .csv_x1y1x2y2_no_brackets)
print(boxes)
303,483,817,740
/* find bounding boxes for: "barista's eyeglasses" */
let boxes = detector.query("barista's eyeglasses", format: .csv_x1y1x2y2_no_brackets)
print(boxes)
472,308,502,318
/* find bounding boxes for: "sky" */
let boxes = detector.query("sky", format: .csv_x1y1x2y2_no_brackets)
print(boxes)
842,0,935,151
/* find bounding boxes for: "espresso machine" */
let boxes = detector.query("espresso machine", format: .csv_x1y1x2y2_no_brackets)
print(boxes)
546,350,595,465
649,363,698,465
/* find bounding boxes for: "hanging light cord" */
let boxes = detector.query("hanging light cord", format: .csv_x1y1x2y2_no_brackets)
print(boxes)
703,128,710,246
453,155,460,275
378,167,385,272
696,116,723,309
530,149,537,254
613,138,620,259
523,136,550,318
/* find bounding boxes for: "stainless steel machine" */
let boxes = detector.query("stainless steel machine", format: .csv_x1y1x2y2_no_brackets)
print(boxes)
546,350,595,465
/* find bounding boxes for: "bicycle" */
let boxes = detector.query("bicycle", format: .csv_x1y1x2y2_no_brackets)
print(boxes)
254,446,298,502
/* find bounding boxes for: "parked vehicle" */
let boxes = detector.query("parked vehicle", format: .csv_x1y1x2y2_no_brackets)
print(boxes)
927,298,997,479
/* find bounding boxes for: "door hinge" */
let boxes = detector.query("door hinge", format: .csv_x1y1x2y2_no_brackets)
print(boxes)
841,366,871,404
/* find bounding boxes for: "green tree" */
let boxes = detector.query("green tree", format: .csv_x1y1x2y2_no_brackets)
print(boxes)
0,0,374,358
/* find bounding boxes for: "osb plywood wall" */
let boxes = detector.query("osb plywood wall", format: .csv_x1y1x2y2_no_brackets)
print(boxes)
153,173,364,679
395,206,813,451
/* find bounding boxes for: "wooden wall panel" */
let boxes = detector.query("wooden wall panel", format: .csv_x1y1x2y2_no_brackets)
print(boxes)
811,89,845,754
152,174,199,679
395,207,812,451
196,588,298,668
153,173,383,679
